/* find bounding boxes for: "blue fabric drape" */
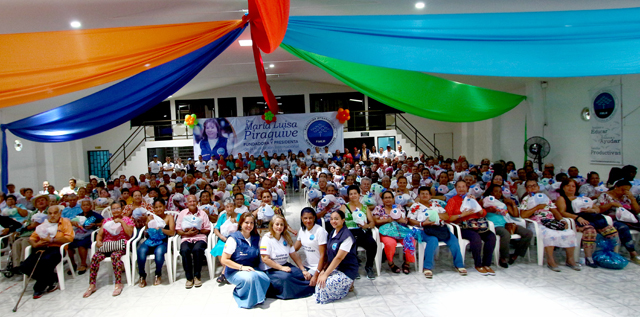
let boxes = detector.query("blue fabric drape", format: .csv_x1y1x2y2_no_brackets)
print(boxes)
283,8,640,77
1,26,245,192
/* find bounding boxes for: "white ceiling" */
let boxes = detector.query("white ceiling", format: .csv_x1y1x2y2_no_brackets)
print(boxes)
3,0,639,103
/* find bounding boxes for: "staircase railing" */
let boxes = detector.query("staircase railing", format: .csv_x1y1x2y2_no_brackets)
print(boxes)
100,119,190,179
393,113,440,157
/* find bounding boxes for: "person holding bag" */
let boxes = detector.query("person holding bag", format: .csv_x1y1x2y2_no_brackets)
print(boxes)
519,180,579,272
136,198,175,287
84,202,134,298
443,180,496,276
408,187,466,278
372,191,416,274
482,185,533,268
596,180,640,264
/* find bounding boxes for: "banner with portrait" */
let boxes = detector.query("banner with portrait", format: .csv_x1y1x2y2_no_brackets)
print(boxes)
589,85,623,165
193,111,344,161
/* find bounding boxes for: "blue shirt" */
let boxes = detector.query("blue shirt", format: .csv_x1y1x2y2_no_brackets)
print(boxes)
62,205,82,219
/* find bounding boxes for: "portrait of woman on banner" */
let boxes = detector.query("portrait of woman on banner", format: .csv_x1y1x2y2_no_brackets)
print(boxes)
194,118,230,162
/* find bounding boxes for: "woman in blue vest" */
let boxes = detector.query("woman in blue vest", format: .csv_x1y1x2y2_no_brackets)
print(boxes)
314,210,359,304
198,119,228,162
220,212,270,309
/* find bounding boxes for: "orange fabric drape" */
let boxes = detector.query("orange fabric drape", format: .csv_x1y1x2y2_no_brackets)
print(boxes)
0,20,245,109
249,0,290,54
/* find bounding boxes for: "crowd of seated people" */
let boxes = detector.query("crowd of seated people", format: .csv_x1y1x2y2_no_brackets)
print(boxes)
1,145,640,309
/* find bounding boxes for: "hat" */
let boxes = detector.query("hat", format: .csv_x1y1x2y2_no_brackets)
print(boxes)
223,167,229,171
153,155,158,158
31,193,50,203
188,158,192,160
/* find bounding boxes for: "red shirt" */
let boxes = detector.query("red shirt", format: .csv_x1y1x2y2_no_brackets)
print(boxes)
445,195,486,223
235,159,244,169
344,153,353,165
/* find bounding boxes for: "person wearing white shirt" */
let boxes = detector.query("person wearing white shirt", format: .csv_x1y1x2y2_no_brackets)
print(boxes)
174,158,186,174
313,147,323,163
295,207,327,284
259,215,314,299
38,181,50,195
323,147,333,162
163,157,175,175
304,149,313,167
395,145,407,162
207,159,218,176
195,155,207,173
59,178,78,196
148,155,162,175
383,146,395,160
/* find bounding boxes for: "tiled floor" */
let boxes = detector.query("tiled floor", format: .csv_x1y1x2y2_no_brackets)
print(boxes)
1,191,639,317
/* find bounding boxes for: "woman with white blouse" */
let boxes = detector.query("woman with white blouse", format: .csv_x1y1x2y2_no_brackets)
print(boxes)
294,207,327,287
260,215,314,299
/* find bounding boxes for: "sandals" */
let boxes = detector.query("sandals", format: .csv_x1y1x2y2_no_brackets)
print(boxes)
422,269,433,279
401,262,411,275
112,284,124,297
77,266,87,275
456,268,468,276
83,287,96,298
388,262,401,274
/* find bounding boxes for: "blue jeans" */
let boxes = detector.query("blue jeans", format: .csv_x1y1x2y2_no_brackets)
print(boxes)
137,241,168,278
292,176,299,190
419,231,464,270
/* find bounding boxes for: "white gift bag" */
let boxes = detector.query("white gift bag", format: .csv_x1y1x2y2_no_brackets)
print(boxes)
35,221,58,239
616,207,638,223
103,220,123,236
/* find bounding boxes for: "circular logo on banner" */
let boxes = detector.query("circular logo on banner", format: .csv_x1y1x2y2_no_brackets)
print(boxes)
593,92,616,121
305,118,336,147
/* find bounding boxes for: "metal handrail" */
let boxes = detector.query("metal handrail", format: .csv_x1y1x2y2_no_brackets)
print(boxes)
394,113,440,157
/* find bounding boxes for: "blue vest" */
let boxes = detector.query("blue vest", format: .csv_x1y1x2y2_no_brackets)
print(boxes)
226,231,261,275
327,226,359,280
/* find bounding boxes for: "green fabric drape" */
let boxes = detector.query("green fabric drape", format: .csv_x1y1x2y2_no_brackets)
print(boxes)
281,44,526,122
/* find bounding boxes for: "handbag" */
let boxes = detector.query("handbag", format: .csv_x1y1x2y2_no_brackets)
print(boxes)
423,225,450,241
459,217,489,233
98,239,126,253
505,223,517,235
541,219,566,231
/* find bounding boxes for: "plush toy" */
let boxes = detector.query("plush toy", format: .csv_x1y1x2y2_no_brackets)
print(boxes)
71,216,87,227
428,199,447,214
258,205,275,221
249,199,261,212
616,207,638,223
389,205,403,220
371,183,385,196
508,170,519,181
595,183,609,193
1,208,18,217
220,219,238,237
483,196,508,216
352,209,367,226
360,193,377,206
437,185,449,195
394,193,412,206
482,171,493,183
469,185,483,197
301,178,311,188
35,221,58,239
281,175,289,183
420,178,434,187
461,197,482,213
339,186,348,197
103,220,123,236
148,214,166,230
533,193,550,206
31,212,48,224
333,175,344,184
181,214,204,230
95,197,109,206
571,197,594,213
501,186,512,197
132,207,149,219
307,188,322,201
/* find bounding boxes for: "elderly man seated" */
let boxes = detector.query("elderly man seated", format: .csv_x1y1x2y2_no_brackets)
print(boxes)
19,205,73,299
11,194,50,272
61,194,82,219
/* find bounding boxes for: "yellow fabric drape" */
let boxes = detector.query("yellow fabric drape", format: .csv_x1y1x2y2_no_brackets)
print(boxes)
0,20,244,108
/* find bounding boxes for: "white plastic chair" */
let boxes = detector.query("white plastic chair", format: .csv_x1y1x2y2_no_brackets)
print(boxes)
417,224,458,272
354,227,381,277
101,206,112,219
487,220,526,266
23,242,75,290
131,227,174,284
522,218,572,266
374,226,419,274
172,232,214,281
89,227,138,286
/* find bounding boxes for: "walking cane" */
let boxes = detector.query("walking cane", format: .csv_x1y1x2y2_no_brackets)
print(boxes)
13,250,44,312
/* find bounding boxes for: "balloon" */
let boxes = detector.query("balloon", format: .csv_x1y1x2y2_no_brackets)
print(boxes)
262,110,277,124
336,108,351,124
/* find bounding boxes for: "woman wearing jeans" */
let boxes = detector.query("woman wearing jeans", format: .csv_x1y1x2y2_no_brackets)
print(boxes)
443,180,496,276
136,199,175,287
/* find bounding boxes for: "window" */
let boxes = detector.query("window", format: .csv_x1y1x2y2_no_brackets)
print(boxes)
309,92,365,131
367,97,402,130
217,97,238,118
242,95,305,116
88,150,110,179
175,99,212,121
131,101,171,126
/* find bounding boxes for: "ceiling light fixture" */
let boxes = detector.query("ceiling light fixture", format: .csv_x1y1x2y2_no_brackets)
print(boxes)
415,2,425,9
269,64,275,68
349,99,363,103
239,40,253,46
70,21,82,28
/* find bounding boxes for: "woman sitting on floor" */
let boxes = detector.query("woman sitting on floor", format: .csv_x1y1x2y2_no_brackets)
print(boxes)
260,215,314,299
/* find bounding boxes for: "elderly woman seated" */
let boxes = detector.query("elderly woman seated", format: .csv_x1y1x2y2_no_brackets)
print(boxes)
68,199,104,275
83,202,134,297
373,191,415,274
519,180,580,272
